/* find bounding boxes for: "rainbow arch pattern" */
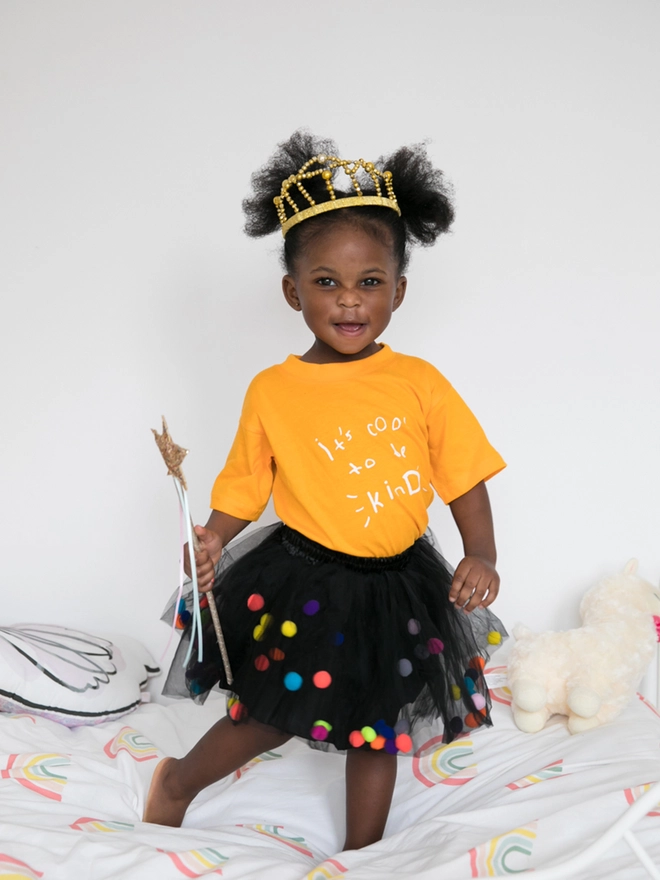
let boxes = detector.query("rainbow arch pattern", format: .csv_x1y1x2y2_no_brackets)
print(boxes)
506,759,564,790
103,727,159,762
305,858,348,879
0,853,43,879
413,735,476,788
239,824,314,858
234,749,282,780
624,784,660,817
158,847,228,877
469,821,537,876
1,753,69,801
71,817,135,832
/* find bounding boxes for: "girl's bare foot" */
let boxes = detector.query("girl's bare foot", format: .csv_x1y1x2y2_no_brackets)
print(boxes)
142,757,191,826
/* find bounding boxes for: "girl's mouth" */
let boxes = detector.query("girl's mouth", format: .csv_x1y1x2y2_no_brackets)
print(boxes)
335,323,366,336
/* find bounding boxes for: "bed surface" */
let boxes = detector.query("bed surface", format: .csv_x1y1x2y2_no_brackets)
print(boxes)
1,668,659,879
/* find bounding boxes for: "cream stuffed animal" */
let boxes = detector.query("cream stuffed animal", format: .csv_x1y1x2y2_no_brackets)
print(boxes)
508,560,660,734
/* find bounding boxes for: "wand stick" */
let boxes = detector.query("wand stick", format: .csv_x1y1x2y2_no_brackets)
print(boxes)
152,416,233,685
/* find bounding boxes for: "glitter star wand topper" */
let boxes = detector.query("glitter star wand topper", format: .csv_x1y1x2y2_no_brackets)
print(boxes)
152,416,233,684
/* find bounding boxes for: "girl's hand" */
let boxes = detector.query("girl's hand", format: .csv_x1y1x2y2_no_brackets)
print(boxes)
183,525,223,592
449,556,500,612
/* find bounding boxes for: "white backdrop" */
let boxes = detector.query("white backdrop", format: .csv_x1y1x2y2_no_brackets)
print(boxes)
1,1,658,695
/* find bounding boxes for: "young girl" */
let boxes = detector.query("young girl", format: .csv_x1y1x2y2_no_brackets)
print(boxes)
146,131,507,850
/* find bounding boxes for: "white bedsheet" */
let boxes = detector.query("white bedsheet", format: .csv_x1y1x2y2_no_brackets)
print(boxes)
1,668,659,879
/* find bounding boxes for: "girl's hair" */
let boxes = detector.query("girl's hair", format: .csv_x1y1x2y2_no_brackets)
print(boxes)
243,130,454,275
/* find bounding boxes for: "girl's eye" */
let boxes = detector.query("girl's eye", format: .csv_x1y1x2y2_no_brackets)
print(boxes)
315,277,336,287
362,277,381,286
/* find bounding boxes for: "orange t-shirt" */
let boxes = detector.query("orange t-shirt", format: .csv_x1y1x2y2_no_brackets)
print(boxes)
211,345,505,557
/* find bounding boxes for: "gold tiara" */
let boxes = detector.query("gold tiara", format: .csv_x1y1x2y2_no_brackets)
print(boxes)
274,154,400,237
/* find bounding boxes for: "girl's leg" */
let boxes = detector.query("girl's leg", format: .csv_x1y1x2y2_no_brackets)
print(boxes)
143,716,292,826
344,750,397,850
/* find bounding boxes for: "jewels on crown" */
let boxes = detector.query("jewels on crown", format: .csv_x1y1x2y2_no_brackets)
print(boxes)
274,154,400,237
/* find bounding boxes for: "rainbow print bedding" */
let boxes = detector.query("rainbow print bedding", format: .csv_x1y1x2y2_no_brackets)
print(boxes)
0,668,659,879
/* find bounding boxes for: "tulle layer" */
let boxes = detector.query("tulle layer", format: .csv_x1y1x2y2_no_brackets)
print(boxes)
162,524,507,751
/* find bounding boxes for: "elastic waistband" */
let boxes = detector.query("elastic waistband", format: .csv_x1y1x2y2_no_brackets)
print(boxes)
279,525,414,572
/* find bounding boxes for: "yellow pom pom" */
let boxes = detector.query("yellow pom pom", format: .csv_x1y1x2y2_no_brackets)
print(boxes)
281,620,297,638
227,696,238,708
361,726,377,743
487,631,502,645
253,624,265,641
451,685,462,701
260,613,274,626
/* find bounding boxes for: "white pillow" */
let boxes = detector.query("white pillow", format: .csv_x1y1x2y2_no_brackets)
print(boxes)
0,624,160,727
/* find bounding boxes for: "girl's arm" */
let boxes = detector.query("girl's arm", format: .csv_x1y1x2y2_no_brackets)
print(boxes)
183,510,251,592
448,481,500,612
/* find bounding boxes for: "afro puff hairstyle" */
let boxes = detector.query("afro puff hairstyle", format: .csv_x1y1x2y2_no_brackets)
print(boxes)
243,130,455,275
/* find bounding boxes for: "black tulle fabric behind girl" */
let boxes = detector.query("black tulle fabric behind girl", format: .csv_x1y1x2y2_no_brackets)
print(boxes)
162,524,507,752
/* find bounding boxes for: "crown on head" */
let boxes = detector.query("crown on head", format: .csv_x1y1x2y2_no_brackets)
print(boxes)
274,154,400,237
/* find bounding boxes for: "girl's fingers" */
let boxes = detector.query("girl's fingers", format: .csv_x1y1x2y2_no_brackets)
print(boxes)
478,581,500,608
449,562,471,602
455,573,481,608
458,580,484,612
464,583,489,612
456,574,500,612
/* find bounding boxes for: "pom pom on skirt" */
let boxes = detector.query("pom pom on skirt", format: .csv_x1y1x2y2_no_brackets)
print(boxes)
162,524,507,751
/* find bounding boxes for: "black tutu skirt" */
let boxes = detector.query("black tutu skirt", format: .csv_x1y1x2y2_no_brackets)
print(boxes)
162,524,507,753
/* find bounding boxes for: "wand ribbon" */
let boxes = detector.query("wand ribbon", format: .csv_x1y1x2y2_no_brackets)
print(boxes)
152,417,233,685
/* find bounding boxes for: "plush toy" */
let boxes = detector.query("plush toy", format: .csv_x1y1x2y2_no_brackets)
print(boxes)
508,560,660,734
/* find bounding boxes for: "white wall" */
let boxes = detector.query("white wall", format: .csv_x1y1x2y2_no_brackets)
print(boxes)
1,1,658,695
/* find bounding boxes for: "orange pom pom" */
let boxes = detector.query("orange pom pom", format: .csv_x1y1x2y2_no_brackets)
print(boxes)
268,647,285,661
370,735,386,750
469,656,486,671
464,712,482,728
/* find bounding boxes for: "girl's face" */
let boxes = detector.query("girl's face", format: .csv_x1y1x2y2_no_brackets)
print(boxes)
282,224,407,364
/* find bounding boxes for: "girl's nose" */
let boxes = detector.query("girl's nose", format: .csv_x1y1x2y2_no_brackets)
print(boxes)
337,286,361,307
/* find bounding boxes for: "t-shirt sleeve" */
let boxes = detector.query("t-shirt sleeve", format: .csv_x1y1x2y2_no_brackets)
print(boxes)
210,385,274,521
427,375,506,504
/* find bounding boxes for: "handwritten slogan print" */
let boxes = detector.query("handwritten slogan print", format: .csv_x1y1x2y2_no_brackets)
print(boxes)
314,412,430,530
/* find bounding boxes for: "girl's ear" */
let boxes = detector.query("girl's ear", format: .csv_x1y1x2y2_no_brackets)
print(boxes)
282,275,302,311
393,275,407,311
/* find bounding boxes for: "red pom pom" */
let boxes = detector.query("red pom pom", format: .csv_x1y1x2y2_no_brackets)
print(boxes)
229,701,248,721
247,593,265,612
394,733,412,753
349,730,365,748
312,670,332,689
254,655,270,671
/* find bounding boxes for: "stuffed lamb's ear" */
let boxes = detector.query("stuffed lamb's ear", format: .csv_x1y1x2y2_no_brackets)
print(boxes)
623,559,638,575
